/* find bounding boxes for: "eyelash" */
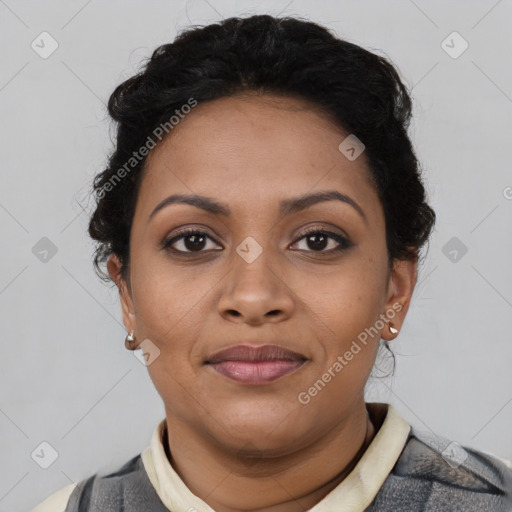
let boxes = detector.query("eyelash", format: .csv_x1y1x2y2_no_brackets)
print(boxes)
162,226,352,256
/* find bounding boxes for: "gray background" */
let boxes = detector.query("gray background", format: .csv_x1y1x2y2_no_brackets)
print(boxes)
1,0,511,510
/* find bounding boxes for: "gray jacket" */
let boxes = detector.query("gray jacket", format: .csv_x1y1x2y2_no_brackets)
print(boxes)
64,426,512,511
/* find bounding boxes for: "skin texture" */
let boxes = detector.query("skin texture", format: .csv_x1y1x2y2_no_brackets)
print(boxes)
108,92,418,512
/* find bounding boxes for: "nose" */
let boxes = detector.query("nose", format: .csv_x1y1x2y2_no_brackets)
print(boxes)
217,249,295,326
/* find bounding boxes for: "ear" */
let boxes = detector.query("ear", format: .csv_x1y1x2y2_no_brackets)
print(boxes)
381,253,418,341
107,254,137,334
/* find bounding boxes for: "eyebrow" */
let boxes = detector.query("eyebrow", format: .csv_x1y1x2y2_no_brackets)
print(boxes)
148,190,367,224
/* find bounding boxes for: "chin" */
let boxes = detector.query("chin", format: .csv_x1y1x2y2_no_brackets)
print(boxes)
212,406,307,447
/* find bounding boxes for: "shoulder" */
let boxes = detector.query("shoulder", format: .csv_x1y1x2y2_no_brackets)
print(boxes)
61,454,168,511
29,454,156,512
369,425,512,511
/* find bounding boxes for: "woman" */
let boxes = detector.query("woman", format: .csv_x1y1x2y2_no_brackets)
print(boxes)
31,13,512,512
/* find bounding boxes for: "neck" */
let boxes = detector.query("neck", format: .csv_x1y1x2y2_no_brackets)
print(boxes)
163,402,378,512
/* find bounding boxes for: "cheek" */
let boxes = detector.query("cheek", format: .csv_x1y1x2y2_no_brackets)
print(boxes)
131,254,217,340
289,257,385,379
129,256,219,390
290,255,386,327
146,361,213,425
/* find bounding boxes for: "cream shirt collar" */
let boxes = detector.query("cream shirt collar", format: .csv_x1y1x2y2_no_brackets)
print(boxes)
141,402,411,512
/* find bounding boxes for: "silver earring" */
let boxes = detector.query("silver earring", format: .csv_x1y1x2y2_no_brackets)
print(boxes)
389,324,398,335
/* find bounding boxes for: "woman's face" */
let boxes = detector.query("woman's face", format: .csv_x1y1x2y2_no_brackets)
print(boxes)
109,93,416,455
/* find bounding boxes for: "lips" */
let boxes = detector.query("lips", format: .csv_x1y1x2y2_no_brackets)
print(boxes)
205,344,308,385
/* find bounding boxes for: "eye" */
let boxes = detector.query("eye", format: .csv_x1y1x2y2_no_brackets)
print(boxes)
291,228,352,253
162,228,222,254
162,227,352,255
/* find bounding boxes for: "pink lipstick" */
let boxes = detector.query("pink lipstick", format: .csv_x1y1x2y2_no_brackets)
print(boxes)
205,344,307,385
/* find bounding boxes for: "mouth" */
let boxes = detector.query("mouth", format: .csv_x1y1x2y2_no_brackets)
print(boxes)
204,344,308,385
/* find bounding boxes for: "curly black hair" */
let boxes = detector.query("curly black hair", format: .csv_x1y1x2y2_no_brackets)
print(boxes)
88,14,436,293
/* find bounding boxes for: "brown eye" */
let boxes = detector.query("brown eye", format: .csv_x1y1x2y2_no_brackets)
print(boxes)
291,229,352,253
162,227,352,256
163,229,222,253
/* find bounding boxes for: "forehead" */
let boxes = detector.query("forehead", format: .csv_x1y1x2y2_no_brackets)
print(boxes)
136,93,381,223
